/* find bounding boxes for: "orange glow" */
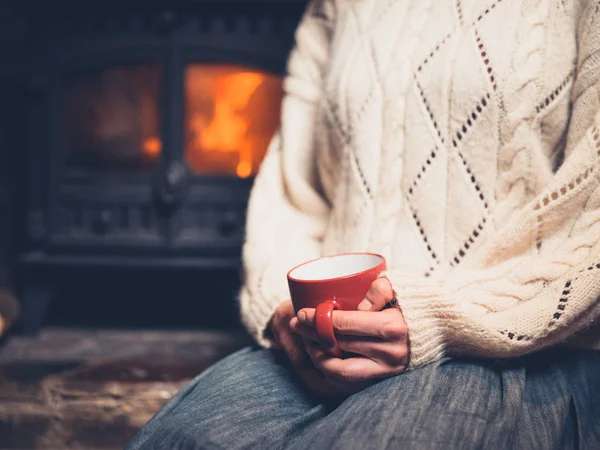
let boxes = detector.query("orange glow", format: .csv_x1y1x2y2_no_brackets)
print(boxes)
236,160,252,178
138,64,282,177
143,137,162,157
184,64,283,177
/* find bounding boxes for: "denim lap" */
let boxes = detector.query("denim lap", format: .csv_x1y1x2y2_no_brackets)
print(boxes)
126,348,330,450
127,348,600,450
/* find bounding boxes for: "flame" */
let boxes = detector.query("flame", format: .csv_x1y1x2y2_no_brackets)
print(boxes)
143,137,162,157
190,72,263,178
236,160,252,178
185,65,282,177
140,65,282,178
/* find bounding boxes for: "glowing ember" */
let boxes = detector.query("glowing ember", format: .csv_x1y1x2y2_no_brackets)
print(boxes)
236,160,252,178
143,137,162,157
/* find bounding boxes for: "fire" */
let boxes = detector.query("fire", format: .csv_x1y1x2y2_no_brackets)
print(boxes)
236,160,252,178
140,65,282,177
143,137,162,157
184,65,283,178
190,72,263,178
140,65,282,178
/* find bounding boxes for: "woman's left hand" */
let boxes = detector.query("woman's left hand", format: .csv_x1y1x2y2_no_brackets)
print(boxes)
289,305,409,387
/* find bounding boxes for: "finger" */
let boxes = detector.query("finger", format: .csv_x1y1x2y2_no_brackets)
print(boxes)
290,320,321,343
295,324,408,367
268,323,283,350
296,308,315,326
293,318,406,364
299,307,407,339
358,278,395,311
294,317,401,360
296,328,407,368
292,317,390,356
305,343,388,383
289,316,299,330
304,341,330,369
337,336,409,367
278,328,311,370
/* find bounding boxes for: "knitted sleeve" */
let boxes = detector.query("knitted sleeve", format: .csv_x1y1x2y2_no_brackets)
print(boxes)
239,0,334,346
394,11,600,369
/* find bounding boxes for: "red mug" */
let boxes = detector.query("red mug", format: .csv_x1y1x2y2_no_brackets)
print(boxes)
287,253,387,357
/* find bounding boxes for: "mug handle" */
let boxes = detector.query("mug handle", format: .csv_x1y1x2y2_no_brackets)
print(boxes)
315,300,342,357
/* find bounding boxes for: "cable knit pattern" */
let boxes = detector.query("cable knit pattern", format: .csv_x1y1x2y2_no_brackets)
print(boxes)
494,0,548,227
369,0,432,261
240,0,600,368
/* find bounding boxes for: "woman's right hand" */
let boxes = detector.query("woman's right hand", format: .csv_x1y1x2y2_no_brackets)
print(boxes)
269,300,349,397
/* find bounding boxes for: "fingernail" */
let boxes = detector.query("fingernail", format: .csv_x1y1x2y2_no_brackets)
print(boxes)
298,311,307,322
357,299,373,311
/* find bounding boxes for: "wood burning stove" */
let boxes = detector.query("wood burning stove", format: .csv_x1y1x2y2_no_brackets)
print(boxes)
18,0,306,333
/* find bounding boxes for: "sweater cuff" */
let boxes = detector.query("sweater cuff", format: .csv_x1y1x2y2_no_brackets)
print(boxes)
389,276,458,369
241,294,280,349
241,259,293,349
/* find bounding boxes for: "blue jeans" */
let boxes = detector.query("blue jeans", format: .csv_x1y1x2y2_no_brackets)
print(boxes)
127,347,600,449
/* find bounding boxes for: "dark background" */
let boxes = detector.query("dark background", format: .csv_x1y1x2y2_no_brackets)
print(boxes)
0,0,276,332
0,0,24,295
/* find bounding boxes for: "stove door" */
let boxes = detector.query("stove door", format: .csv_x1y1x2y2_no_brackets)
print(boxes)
50,62,167,253
173,63,283,254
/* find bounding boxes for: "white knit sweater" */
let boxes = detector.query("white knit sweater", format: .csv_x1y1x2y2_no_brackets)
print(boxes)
239,0,600,369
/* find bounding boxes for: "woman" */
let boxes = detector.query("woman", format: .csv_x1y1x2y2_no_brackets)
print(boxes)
128,0,600,448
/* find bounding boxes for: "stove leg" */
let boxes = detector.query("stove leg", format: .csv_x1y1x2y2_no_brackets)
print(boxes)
19,282,54,336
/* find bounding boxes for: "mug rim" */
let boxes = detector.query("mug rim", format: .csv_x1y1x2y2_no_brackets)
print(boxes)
287,252,385,284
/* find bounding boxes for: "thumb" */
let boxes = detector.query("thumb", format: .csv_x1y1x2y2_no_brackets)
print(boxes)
357,277,395,311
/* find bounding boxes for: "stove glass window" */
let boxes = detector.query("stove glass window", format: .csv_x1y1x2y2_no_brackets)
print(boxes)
184,64,283,178
64,63,162,171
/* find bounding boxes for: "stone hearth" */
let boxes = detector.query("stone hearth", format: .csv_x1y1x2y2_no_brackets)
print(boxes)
0,328,250,449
